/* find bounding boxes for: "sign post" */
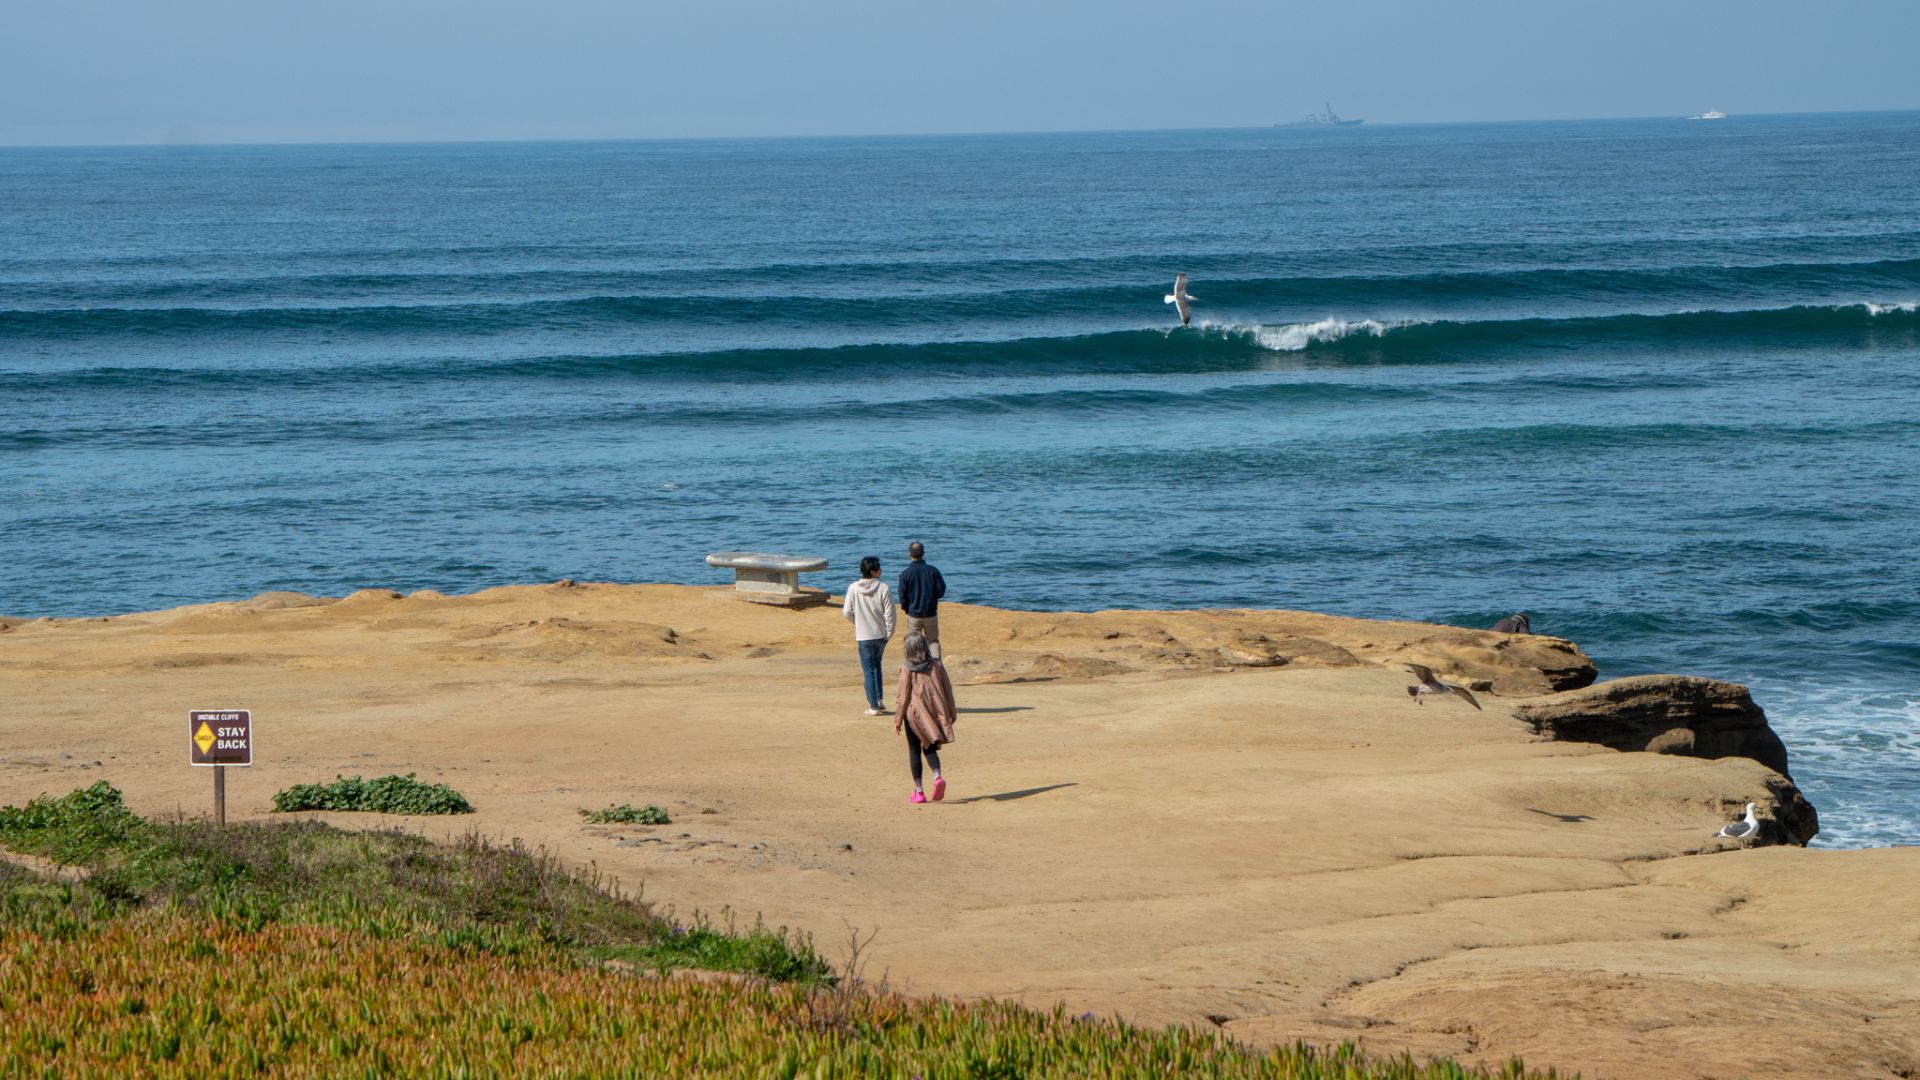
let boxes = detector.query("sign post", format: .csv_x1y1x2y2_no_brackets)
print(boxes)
189,710,253,825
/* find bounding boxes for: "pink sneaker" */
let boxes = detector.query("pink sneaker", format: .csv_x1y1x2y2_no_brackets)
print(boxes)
909,790,927,804
930,776,946,802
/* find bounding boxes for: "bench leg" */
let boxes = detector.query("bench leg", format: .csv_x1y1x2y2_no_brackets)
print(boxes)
733,568,801,596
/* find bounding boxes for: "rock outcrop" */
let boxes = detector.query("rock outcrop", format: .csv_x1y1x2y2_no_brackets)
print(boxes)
1516,675,1819,845
1754,773,1822,847
1517,675,1789,773
1212,632,1362,670
1387,631,1596,695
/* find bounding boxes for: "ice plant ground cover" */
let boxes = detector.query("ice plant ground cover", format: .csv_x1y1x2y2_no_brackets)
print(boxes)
579,803,673,825
0,786,1571,1077
0,917,1571,1078
269,772,475,815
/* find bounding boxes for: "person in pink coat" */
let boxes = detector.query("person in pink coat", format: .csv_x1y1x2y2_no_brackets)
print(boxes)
892,630,956,803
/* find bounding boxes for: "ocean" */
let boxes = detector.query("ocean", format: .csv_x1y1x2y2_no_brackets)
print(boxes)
3,113,1916,847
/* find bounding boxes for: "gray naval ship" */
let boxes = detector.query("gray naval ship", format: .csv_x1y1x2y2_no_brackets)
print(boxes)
1284,103,1364,126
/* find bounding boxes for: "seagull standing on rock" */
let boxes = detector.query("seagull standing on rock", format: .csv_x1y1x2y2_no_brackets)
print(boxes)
1404,663,1483,710
1164,272,1197,327
1714,802,1761,846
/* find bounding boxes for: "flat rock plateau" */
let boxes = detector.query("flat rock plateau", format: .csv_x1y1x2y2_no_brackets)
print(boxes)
3,583,1916,1079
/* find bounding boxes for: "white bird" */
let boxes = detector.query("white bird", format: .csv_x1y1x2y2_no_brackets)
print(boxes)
1713,802,1760,845
1163,272,1197,327
1404,663,1482,710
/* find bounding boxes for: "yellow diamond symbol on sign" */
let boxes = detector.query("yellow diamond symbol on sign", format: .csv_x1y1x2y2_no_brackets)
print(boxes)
194,721,216,756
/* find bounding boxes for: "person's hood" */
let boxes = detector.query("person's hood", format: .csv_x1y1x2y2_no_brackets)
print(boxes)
905,657,935,674
851,578,885,594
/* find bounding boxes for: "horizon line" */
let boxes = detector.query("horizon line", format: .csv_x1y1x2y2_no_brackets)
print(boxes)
2,106,1915,152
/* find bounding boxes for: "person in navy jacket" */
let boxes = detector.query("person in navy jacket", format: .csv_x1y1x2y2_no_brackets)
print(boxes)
897,541,947,659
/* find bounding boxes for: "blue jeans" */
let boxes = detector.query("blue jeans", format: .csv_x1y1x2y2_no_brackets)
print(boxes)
857,638,887,709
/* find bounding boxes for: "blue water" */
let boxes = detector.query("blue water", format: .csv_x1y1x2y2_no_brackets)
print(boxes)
4,114,1917,846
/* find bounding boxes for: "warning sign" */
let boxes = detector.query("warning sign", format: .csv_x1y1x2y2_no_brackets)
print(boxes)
189,710,252,767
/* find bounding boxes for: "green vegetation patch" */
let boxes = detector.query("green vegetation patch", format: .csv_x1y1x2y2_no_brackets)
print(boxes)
0,780,148,864
579,803,671,825
271,772,474,815
0,784,828,986
601,910,831,984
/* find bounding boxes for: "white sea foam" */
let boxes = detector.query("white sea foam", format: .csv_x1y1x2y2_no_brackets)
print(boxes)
1749,678,1920,848
1199,317,1420,351
1182,301,1915,352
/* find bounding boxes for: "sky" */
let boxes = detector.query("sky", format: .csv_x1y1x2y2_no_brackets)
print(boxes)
2,0,1917,145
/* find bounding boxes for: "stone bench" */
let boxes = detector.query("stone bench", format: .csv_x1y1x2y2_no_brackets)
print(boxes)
705,551,830,608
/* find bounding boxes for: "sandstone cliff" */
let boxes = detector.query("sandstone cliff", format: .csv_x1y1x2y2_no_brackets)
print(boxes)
1516,675,1818,844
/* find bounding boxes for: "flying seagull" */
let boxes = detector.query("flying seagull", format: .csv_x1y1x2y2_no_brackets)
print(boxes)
1404,663,1482,710
1164,273,1197,326
1713,802,1760,845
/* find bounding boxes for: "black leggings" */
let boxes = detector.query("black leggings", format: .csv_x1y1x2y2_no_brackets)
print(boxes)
906,728,943,783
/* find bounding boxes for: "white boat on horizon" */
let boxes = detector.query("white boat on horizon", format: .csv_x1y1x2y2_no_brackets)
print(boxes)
1691,109,1728,120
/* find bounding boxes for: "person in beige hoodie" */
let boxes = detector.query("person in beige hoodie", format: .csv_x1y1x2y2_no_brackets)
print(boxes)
893,630,956,803
843,555,897,716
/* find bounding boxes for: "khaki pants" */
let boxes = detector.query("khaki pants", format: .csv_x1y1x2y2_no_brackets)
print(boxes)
906,614,941,658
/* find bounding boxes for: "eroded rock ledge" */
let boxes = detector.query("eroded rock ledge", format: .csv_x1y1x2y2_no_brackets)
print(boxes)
1517,675,1789,772
1516,674,1819,845
1384,630,1596,695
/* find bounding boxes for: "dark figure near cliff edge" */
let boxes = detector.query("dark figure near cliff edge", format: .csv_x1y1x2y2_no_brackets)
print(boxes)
1491,612,1531,635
